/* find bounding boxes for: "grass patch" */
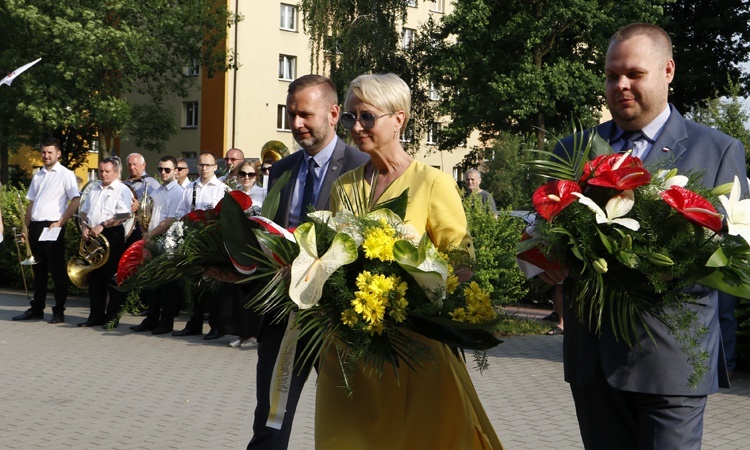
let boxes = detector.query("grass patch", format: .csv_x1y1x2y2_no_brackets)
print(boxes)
493,312,550,337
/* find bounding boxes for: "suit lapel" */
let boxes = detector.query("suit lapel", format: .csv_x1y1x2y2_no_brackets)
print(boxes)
315,139,346,210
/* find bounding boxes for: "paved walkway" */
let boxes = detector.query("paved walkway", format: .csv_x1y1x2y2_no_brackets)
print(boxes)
2,290,750,449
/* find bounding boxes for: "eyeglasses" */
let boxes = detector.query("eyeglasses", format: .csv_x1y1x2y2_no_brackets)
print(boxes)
176,167,188,171
238,171,257,178
197,163,216,168
261,166,272,173
156,167,172,173
340,112,393,130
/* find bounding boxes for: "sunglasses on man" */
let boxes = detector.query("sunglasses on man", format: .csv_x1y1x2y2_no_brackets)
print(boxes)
156,167,172,173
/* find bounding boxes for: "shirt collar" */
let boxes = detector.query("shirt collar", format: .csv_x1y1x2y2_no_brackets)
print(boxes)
41,162,63,173
304,135,338,167
613,105,671,142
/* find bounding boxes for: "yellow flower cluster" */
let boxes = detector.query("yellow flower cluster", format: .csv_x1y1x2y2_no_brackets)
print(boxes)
342,270,408,335
450,281,495,324
446,265,459,295
362,219,397,261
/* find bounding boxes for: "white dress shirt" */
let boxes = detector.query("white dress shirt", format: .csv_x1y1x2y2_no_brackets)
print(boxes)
176,176,227,217
26,162,80,222
148,180,184,233
81,179,132,227
242,184,266,208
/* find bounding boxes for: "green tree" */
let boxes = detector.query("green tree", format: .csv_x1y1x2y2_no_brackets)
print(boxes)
0,0,237,183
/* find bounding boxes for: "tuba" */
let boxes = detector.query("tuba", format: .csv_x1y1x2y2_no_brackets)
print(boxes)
67,233,110,289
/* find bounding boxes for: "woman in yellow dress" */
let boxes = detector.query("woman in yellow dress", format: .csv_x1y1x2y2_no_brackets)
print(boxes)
316,73,503,450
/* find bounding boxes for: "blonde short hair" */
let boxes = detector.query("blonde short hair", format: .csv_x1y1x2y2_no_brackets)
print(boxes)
344,73,411,130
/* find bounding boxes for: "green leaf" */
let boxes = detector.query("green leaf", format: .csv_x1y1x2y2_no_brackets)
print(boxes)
705,247,729,268
597,227,616,254
261,169,293,220
220,191,263,270
372,188,409,220
697,270,750,298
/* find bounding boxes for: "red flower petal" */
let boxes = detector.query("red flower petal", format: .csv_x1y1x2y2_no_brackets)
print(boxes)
185,209,209,222
661,186,722,232
581,153,644,183
587,166,652,190
117,239,148,285
215,190,253,215
532,180,582,221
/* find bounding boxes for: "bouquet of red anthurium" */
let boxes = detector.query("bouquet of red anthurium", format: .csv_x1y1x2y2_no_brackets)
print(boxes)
518,129,750,387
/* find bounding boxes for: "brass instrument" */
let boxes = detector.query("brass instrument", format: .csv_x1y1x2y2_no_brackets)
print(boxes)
16,193,37,266
12,227,33,300
67,233,110,289
137,182,153,230
260,140,289,165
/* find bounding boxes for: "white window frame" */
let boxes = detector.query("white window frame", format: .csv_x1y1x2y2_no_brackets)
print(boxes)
402,28,415,49
279,54,296,81
431,0,445,13
399,127,414,143
406,0,417,6
184,101,199,128
429,82,440,101
184,59,199,76
280,4,298,31
277,105,291,131
426,122,440,145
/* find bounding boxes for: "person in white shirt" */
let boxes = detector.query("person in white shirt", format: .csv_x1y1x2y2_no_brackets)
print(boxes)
124,153,160,245
175,157,191,189
219,147,245,189
237,160,266,208
13,137,80,324
78,156,133,328
173,152,228,339
130,156,185,335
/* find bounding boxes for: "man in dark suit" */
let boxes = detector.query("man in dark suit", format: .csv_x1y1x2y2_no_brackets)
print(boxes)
247,74,369,449
541,23,747,449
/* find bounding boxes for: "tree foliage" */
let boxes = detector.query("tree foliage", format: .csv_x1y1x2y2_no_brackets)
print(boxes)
0,0,237,182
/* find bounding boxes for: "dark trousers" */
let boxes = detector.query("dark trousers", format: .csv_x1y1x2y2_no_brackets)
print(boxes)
28,221,68,315
87,226,126,323
183,283,222,333
140,281,179,330
248,317,314,450
718,291,738,372
570,363,707,450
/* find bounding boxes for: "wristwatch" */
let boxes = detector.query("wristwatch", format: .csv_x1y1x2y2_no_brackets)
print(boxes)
100,221,106,228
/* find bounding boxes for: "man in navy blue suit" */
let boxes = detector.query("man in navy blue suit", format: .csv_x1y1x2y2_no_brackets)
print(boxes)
543,23,747,449
247,74,369,450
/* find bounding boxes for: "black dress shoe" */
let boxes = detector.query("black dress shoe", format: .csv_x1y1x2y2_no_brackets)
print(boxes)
48,315,65,324
130,324,155,332
77,320,104,327
203,329,225,340
152,327,173,335
172,328,201,337
12,310,43,321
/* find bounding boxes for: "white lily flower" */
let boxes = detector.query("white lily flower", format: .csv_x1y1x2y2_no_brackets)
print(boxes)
289,223,358,309
654,168,689,190
572,190,641,231
719,175,750,246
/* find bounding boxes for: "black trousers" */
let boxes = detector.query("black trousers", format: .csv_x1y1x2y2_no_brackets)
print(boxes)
28,221,68,315
140,281,179,330
183,281,222,333
86,225,126,323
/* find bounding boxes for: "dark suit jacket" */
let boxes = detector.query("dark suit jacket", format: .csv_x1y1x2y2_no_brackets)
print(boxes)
267,137,369,228
556,105,747,396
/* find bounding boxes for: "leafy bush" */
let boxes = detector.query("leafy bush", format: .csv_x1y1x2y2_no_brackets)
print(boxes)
463,196,528,307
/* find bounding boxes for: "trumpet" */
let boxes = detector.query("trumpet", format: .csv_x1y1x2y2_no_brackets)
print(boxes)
16,193,37,266
67,233,110,289
12,226,33,300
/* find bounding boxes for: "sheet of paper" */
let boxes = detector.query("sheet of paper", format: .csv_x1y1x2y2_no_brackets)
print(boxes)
39,227,62,241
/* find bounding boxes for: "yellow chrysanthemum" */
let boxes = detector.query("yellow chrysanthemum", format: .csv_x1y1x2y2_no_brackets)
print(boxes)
341,308,359,327
451,281,495,324
362,219,397,261
367,322,385,335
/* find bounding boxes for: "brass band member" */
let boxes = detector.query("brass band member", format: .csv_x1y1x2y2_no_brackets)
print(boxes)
130,156,185,334
124,152,160,244
13,137,80,324
78,156,132,328
175,157,191,189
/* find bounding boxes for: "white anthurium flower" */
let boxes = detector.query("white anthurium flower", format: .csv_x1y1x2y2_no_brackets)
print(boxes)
289,222,358,309
393,233,448,308
572,190,641,231
655,168,689,190
719,175,750,246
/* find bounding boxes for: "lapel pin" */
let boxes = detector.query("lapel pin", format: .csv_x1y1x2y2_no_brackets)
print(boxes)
331,166,338,171
662,147,670,153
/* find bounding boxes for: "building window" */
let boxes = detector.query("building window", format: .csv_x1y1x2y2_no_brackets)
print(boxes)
183,101,199,128
429,82,440,101
400,127,414,143
426,122,440,145
279,55,296,81
184,59,199,76
277,105,291,131
402,28,415,49
431,0,445,12
280,4,297,31
406,0,416,6
182,152,197,159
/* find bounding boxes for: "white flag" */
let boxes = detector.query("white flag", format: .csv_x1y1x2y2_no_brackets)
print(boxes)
1,58,42,87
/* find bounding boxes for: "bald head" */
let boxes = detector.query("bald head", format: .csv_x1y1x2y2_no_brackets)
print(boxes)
126,153,146,178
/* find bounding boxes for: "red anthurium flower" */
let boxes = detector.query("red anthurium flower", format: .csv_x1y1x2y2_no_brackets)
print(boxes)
185,209,210,222
581,153,644,182
117,239,151,285
587,166,652,190
661,186,723,232
532,180,582,221
214,190,253,215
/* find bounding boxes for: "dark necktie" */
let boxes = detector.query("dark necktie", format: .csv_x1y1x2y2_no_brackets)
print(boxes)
299,157,318,223
618,130,643,154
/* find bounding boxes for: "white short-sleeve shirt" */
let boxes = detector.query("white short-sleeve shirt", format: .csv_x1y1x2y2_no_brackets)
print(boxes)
26,162,80,222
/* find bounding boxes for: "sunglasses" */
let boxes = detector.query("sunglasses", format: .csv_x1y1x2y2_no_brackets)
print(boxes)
340,112,393,130
261,166,272,172
176,167,188,171
238,171,257,178
156,167,172,173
